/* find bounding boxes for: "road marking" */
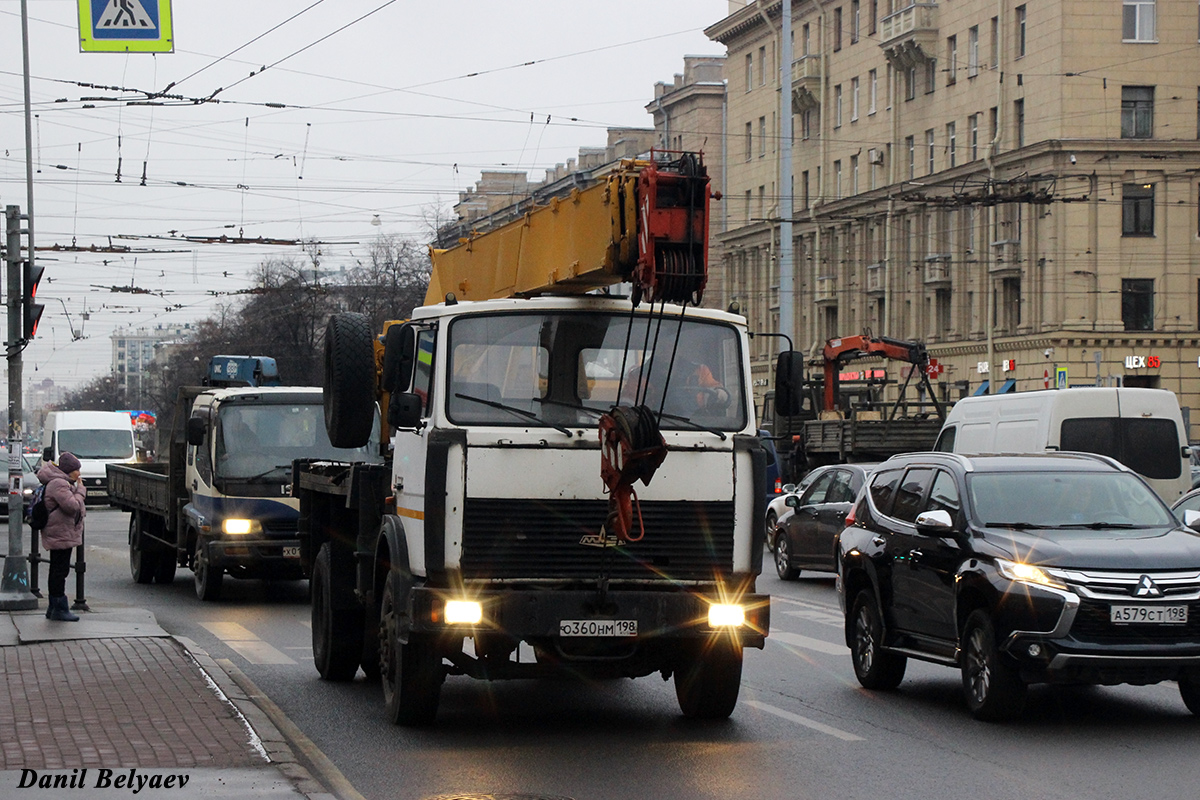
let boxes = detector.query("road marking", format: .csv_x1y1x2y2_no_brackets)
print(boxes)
745,700,864,741
200,621,297,665
781,608,844,627
770,630,846,655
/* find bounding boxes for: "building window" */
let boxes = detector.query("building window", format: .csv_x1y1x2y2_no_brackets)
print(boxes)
969,114,979,159
1016,5,1027,57
870,0,878,33
835,7,843,51
1122,86,1154,138
759,185,766,219
936,289,952,337
835,160,843,199
906,135,915,179
803,23,811,55
802,170,810,209
947,36,958,85
965,206,977,251
1196,87,1200,138
851,154,859,195
1123,0,1156,41
835,85,844,127
926,128,936,174
968,26,980,77
745,121,753,161
1014,98,1025,148
947,121,957,168
925,59,937,94
1122,279,1154,331
852,0,861,43
802,108,813,139
905,67,916,101
869,69,878,114
760,116,767,156
1123,183,1155,236
745,190,752,222
851,77,860,121
746,53,753,92
1001,278,1021,333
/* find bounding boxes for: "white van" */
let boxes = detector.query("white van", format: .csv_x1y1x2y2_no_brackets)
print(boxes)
41,410,138,503
933,387,1191,501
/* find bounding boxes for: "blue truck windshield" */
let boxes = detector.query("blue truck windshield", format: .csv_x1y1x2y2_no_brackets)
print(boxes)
446,312,747,431
216,403,378,479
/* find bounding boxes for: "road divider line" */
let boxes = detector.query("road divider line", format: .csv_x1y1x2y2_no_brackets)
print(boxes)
200,621,297,665
745,700,864,741
770,630,847,655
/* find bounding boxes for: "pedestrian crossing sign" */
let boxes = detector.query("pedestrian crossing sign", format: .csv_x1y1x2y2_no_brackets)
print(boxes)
78,0,174,53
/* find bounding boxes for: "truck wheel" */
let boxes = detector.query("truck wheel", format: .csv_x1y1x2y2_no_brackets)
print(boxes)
193,541,223,601
379,569,443,726
324,313,376,448
961,609,1026,721
674,637,743,719
129,511,159,585
312,543,363,681
850,589,907,689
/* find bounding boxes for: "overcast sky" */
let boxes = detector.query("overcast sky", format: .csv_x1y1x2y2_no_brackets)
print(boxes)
0,0,731,400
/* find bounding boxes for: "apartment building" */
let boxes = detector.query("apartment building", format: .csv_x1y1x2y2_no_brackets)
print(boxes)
708,0,1200,429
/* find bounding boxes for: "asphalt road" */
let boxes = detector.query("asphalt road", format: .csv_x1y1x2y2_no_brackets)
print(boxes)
72,506,1200,800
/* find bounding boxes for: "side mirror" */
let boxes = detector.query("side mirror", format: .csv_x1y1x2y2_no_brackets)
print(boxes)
782,483,796,494
774,351,807,417
785,495,800,508
381,323,417,394
388,392,423,430
42,446,52,462
186,416,207,446
1184,509,1200,531
915,509,954,532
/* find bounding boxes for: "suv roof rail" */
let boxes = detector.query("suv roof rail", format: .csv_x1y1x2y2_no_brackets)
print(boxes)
1053,450,1131,473
884,450,976,472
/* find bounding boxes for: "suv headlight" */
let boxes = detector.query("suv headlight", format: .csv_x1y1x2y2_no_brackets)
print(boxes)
996,558,1067,590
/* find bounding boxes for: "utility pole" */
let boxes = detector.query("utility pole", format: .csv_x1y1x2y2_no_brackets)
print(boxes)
778,0,795,356
0,206,35,610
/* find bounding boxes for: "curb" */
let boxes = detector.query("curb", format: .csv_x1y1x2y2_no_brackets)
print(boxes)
175,635,357,800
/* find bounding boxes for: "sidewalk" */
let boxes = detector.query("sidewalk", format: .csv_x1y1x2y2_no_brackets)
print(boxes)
0,601,339,800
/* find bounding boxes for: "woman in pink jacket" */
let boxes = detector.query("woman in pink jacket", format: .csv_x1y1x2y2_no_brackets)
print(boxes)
38,452,86,622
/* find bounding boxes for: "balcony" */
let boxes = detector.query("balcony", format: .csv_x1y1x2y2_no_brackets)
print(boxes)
924,255,951,285
791,55,822,113
866,263,886,295
815,275,837,304
989,240,1021,276
880,3,939,69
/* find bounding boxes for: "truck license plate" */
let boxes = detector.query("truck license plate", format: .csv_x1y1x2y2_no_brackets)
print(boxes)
1110,605,1187,624
282,546,300,559
559,619,637,637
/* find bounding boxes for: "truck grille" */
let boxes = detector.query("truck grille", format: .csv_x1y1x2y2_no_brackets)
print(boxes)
460,498,735,582
1071,600,1200,642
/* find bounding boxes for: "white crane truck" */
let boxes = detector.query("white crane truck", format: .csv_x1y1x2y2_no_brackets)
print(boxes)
295,153,771,725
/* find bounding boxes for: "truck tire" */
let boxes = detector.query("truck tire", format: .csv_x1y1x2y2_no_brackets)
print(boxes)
193,539,223,601
379,569,443,726
129,511,160,585
324,313,376,448
154,553,177,584
674,637,743,719
312,543,363,682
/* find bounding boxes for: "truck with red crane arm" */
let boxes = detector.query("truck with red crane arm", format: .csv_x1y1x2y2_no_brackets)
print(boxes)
292,152,770,726
768,333,946,483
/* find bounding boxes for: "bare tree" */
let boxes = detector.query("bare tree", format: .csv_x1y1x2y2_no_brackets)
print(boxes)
342,234,431,331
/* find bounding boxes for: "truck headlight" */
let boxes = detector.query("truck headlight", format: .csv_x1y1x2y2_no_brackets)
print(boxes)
222,518,262,535
445,600,483,625
708,603,746,628
996,558,1067,590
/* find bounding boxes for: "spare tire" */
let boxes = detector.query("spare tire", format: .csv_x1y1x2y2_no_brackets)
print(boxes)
324,313,376,448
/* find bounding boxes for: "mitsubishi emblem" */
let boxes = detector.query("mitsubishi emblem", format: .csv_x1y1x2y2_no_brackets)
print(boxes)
1134,575,1163,598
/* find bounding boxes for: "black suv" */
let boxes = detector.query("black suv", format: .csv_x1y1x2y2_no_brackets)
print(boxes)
837,451,1200,720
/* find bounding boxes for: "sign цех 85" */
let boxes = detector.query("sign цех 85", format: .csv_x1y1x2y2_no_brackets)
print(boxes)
1125,355,1161,369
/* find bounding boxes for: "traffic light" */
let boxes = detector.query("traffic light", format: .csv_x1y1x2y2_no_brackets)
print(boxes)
22,261,44,340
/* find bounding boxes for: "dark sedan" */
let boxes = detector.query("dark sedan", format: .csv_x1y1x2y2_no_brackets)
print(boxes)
772,462,878,580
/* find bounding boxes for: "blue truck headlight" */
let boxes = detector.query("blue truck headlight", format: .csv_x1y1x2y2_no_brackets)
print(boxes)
222,518,262,535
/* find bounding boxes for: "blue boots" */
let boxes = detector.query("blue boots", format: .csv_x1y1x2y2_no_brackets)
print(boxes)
46,595,80,622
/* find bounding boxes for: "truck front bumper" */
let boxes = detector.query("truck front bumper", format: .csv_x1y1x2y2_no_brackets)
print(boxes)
409,587,770,649
203,537,305,579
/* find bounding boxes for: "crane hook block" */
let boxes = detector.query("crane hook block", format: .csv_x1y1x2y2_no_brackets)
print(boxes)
599,405,667,542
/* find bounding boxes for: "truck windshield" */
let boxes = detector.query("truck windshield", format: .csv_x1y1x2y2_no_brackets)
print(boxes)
58,429,135,460
216,403,378,479
446,312,746,431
